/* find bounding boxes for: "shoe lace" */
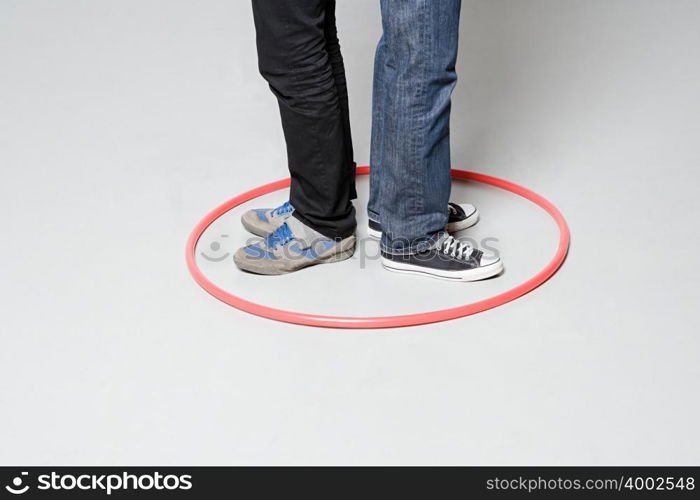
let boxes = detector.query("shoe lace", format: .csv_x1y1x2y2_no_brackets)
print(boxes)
264,222,295,250
271,201,294,218
448,204,458,216
441,235,474,260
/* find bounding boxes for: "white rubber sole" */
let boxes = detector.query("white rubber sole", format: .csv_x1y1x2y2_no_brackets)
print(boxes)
368,209,480,239
381,256,504,282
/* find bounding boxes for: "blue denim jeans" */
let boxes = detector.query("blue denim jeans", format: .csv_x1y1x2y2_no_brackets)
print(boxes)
367,0,462,254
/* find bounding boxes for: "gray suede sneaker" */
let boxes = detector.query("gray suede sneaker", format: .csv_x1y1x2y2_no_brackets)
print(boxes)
234,217,356,275
241,201,294,237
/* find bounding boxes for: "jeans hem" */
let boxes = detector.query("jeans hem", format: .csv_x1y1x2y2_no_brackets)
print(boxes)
380,232,443,256
367,207,381,222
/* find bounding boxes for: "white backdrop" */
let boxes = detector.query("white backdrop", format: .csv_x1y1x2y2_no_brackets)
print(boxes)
1,0,698,465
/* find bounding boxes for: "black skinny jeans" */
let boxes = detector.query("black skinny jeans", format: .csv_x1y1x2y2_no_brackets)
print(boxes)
252,0,357,239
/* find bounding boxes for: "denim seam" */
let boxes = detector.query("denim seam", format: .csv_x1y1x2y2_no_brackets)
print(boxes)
399,0,429,250
410,0,429,231
367,31,386,221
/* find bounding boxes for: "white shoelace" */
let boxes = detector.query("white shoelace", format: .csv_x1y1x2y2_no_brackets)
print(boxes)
441,235,474,260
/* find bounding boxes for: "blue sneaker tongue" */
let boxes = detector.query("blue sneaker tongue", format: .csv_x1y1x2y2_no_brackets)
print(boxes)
265,222,295,249
273,201,293,217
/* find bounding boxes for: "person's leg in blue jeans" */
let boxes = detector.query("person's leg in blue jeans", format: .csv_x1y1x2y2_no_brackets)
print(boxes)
369,0,460,253
368,0,503,281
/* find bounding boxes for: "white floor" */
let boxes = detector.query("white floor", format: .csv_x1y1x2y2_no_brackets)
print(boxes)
1,0,698,465
195,176,561,318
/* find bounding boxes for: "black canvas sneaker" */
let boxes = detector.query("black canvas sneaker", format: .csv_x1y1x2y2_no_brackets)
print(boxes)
381,233,503,282
368,203,479,239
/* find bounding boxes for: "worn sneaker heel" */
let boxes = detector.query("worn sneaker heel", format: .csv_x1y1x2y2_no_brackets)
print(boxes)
320,240,356,265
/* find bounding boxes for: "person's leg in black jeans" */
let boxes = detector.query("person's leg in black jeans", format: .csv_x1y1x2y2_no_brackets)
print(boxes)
324,2,357,204
251,0,356,240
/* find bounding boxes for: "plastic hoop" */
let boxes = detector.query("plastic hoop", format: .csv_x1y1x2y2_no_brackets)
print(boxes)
186,166,570,329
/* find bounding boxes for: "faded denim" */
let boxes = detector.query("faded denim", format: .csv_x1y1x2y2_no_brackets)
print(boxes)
368,0,462,254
